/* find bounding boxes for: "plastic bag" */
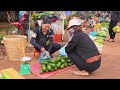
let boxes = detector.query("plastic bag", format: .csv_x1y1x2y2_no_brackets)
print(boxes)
59,47,67,56
38,51,51,63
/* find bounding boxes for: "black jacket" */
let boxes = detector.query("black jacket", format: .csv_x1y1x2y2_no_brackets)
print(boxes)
65,31,100,61
111,11,120,22
30,26,54,52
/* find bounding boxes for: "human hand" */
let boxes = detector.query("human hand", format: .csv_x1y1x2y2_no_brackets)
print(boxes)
117,22,120,27
32,33,36,38
46,51,50,57
41,47,45,52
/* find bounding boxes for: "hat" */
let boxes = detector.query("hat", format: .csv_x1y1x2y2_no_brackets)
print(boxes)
67,18,82,30
43,17,51,24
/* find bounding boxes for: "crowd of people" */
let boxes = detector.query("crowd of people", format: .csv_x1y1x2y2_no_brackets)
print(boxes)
29,11,120,76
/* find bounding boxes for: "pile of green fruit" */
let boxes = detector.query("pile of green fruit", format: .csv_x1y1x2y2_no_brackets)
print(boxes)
101,21,110,28
94,38,104,44
96,36,106,41
96,31,107,37
40,56,74,74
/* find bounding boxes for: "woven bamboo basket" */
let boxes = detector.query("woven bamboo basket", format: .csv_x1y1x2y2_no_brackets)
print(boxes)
3,35,27,61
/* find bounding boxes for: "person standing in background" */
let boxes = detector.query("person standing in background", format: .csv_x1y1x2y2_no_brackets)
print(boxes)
107,11,120,42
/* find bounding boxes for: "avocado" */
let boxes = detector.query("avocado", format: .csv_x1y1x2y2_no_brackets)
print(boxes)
40,61,44,64
55,58,61,64
64,62,68,67
50,63,56,68
61,59,65,63
44,61,49,65
47,65,52,71
56,56,61,61
60,64,65,69
50,68,54,72
66,59,72,63
40,70,44,74
42,66,47,72
56,63,61,69
54,66,58,70
68,63,73,66
62,56,69,60
57,62,62,65
45,69,49,72
48,60,55,63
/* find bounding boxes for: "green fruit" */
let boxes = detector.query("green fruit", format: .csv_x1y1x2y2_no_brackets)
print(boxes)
56,64,61,68
50,63,56,68
50,68,54,72
42,66,47,72
55,57,61,63
0,74,3,79
40,70,44,74
56,56,61,60
44,61,49,65
40,61,44,64
48,60,55,63
47,65,52,71
68,63,73,66
66,59,72,63
54,66,58,70
42,64,46,67
64,62,68,67
57,62,62,65
45,69,49,72
62,56,68,60
1,72,11,79
61,59,65,63
60,64,65,69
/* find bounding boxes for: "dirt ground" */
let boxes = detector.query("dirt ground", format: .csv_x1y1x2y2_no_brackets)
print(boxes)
0,23,120,79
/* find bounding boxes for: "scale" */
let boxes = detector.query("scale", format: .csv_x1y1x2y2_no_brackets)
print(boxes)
19,56,32,75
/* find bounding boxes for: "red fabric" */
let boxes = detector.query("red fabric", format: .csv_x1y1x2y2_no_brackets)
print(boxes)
10,22,19,25
30,62,76,79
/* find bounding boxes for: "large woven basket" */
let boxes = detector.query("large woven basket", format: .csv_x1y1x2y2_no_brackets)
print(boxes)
3,35,27,61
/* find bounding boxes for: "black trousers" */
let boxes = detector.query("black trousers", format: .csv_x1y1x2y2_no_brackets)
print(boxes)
67,52,101,72
108,20,117,39
35,38,61,55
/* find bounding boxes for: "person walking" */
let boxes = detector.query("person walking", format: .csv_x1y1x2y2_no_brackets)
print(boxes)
107,11,120,42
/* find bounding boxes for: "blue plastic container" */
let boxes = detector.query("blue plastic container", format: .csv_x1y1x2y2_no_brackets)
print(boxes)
90,31,97,37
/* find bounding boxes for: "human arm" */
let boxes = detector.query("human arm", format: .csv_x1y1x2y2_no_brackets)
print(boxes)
30,28,45,52
65,33,79,54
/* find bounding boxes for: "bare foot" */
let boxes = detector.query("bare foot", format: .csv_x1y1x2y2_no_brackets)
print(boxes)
73,70,90,76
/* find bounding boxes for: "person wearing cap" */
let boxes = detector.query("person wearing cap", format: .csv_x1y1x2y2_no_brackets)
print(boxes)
65,18,101,76
30,17,61,57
